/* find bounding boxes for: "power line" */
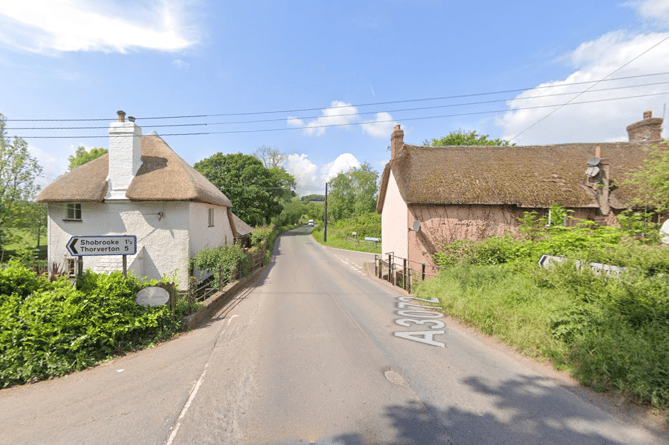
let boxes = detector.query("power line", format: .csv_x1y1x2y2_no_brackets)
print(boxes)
15,91,669,139
6,71,669,123
512,34,669,140
7,80,669,132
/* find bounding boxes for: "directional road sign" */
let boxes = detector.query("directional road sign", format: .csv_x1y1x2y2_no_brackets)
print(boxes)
66,235,137,256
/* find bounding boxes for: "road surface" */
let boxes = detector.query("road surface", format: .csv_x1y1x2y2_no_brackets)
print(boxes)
0,226,665,444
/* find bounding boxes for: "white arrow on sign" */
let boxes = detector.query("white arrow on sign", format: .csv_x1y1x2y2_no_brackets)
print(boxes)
66,235,137,256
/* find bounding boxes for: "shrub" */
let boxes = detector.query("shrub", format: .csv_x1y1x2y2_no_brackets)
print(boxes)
190,244,249,282
0,265,184,387
418,255,669,409
250,225,273,247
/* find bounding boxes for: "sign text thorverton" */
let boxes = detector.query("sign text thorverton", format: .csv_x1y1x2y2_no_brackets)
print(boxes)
67,236,137,256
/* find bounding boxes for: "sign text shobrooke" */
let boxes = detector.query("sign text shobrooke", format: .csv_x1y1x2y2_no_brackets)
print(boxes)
67,236,137,256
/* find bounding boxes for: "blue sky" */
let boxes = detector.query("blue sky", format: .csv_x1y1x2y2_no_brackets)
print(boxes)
1,0,669,195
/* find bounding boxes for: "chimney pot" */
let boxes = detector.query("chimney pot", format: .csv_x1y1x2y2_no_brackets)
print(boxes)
644,110,652,120
117,110,126,122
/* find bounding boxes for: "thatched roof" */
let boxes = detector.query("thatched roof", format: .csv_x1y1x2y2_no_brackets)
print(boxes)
37,135,232,207
228,209,254,237
377,142,657,213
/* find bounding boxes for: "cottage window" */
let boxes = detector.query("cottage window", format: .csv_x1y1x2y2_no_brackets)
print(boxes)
546,208,568,227
208,208,215,227
65,203,82,221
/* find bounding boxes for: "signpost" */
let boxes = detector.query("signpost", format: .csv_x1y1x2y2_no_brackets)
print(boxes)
66,235,137,276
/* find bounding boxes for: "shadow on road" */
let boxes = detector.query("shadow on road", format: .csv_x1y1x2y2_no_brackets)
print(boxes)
318,374,660,445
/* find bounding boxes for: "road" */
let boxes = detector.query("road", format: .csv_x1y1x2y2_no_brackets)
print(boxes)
0,226,666,444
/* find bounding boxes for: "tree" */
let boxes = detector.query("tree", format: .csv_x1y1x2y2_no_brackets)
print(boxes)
269,166,297,203
253,145,285,169
623,142,669,212
68,146,107,171
273,197,306,226
327,162,379,220
300,194,325,203
426,129,513,147
14,201,47,248
0,114,43,249
194,153,296,226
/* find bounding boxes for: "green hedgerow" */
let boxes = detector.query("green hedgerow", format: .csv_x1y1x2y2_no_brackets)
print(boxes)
0,264,184,387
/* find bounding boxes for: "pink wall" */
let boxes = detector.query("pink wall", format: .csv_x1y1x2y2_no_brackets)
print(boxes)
406,204,607,275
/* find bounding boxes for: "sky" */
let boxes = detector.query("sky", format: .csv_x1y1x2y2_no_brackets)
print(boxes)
1,0,669,196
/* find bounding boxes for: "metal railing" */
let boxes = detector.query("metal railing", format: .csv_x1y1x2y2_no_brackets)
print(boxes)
188,245,266,303
374,252,446,293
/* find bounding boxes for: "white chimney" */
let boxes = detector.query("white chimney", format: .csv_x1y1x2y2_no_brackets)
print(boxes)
105,110,142,200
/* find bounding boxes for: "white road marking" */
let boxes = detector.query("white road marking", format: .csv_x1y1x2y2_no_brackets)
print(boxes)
334,254,365,275
164,315,238,445
393,296,446,348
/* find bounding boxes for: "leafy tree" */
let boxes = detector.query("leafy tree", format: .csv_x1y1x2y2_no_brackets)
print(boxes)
300,194,325,203
269,166,297,203
623,142,669,212
0,114,43,249
306,202,324,220
426,129,513,147
68,146,107,171
253,145,285,169
194,153,296,226
14,201,47,248
273,198,306,226
327,162,379,220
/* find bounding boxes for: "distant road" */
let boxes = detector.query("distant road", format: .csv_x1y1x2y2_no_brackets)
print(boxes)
0,226,664,444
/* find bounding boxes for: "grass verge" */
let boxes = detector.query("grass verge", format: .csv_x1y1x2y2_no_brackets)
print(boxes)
414,262,669,412
311,225,381,253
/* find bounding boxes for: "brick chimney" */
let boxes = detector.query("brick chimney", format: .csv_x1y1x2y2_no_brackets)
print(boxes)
105,110,143,200
626,110,663,142
587,145,611,215
391,124,404,159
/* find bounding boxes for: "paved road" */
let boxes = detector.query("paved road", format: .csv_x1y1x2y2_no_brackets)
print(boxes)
0,226,665,444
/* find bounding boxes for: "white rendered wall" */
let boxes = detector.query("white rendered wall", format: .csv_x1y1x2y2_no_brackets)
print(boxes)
381,170,408,265
188,202,234,256
47,201,191,289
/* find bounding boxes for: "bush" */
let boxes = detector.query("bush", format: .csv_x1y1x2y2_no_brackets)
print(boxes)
0,264,184,387
417,257,669,409
426,207,669,409
189,244,249,282
250,225,273,247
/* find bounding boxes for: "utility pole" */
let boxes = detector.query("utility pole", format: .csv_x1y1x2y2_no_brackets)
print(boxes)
324,182,328,242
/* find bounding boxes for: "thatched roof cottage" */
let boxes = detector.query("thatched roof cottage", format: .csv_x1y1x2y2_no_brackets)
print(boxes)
377,112,664,273
37,111,249,289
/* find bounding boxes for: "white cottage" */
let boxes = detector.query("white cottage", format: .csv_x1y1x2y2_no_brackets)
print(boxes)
37,111,241,290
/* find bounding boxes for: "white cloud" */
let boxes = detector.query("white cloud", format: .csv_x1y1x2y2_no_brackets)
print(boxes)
321,153,361,181
283,153,321,196
286,116,305,128
172,58,190,68
497,30,669,145
628,0,669,25
361,112,396,138
282,152,362,195
287,100,395,138
303,101,359,136
0,0,196,54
